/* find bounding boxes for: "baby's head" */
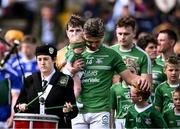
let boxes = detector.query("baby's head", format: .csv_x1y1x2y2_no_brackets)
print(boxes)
130,85,151,104
69,41,86,54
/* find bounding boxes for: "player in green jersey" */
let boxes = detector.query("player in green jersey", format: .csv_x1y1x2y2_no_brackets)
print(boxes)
156,29,177,66
125,85,168,129
110,61,137,129
111,16,152,87
71,17,151,129
154,55,180,113
174,42,180,79
163,86,180,128
174,42,180,58
137,34,167,101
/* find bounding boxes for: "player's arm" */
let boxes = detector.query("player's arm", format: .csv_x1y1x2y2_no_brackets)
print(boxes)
120,69,151,91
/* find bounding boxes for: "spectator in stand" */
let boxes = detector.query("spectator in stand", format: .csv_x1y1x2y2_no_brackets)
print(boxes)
12,35,39,79
1,0,35,34
33,3,61,47
3,29,24,69
0,43,22,128
81,0,101,19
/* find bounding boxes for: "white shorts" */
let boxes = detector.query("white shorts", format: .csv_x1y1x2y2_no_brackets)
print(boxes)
72,112,110,129
0,122,8,129
115,119,126,129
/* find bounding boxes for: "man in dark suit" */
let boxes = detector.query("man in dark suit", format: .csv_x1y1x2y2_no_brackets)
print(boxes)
15,45,78,128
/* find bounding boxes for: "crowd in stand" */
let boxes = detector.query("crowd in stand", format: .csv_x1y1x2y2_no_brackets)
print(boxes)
0,0,180,129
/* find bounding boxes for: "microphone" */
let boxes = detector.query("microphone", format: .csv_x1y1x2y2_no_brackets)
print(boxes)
0,40,19,69
39,97,45,114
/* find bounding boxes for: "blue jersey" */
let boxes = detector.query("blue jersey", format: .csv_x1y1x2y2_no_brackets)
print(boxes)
0,68,22,121
5,52,22,67
12,56,39,78
3,52,22,77
0,67,22,89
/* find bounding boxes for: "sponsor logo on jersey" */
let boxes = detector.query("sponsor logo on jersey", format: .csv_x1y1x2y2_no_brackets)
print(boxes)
102,115,109,126
123,104,131,112
84,70,98,77
145,118,152,125
124,92,130,99
168,103,174,109
169,121,174,124
82,78,100,83
176,120,180,126
129,119,134,121
163,93,168,97
152,73,158,79
96,58,103,64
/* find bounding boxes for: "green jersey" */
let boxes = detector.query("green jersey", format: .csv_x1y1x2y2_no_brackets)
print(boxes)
125,104,168,129
111,44,151,75
156,55,165,67
110,81,132,119
80,44,127,113
153,81,179,113
151,61,167,101
163,108,180,128
65,49,83,63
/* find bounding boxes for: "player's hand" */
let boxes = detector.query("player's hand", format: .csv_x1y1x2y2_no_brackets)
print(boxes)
132,76,151,91
63,102,73,113
72,59,84,71
16,103,27,112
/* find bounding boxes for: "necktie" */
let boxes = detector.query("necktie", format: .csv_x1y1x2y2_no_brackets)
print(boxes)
42,80,48,91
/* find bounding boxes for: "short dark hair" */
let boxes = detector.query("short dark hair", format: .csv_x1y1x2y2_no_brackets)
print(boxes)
132,86,151,101
116,16,136,31
66,14,85,30
159,29,177,43
164,55,180,69
173,86,180,95
136,88,151,101
137,34,157,50
22,35,37,45
84,17,104,38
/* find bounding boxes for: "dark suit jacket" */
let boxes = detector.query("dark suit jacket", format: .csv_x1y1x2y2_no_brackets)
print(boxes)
15,70,78,128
